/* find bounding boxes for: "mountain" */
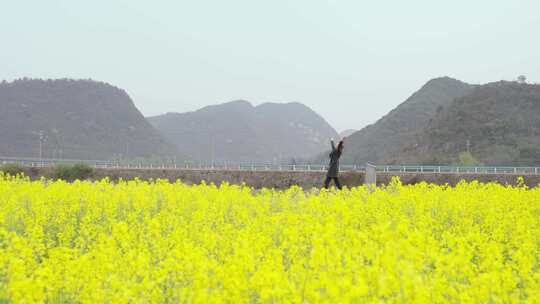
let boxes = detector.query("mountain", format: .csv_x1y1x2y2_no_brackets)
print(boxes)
388,81,540,165
147,100,338,162
0,78,179,160
337,77,475,164
339,129,357,139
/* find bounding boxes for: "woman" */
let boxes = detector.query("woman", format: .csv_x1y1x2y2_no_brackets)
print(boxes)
324,138,344,189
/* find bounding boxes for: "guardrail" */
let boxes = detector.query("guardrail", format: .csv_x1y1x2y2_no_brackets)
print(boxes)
0,157,350,172
377,165,540,174
1,156,539,175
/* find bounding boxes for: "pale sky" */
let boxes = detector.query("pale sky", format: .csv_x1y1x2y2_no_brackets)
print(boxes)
1,0,539,131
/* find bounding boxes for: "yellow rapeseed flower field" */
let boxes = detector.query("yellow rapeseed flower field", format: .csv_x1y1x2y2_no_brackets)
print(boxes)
0,174,539,303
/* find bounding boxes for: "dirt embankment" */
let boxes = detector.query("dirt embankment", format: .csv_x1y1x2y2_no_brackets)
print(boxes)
14,167,540,189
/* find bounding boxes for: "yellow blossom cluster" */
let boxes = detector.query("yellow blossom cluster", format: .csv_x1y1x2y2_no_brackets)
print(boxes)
0,174,539,303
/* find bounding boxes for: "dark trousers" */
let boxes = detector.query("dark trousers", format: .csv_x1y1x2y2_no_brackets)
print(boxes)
324,176,342,189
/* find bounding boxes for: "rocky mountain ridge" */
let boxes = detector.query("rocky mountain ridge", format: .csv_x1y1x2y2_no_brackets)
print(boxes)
148,100,338,162
0,78,179,160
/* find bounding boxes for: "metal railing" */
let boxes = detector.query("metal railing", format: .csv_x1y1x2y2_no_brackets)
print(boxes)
1,156,539,175
377,165,540,175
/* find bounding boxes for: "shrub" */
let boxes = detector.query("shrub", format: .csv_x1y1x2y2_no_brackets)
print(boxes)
52,163,94,181
459,151,481,166
0,163,25,176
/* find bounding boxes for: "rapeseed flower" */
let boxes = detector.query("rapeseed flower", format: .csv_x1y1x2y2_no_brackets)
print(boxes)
0,174,538,303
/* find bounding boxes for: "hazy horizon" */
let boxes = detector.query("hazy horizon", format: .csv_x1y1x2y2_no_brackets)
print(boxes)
2,0,539,132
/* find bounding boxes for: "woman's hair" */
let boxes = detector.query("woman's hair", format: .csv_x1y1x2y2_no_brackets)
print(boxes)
337,140,344,152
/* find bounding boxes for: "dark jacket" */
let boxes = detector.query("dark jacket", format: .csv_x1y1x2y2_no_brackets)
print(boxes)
327,141,341,177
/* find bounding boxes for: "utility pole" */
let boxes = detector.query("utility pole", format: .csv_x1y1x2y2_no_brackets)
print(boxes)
39,135,42,160
51,128,61,160
466,139,471,153
36,130,47,166
210,125,215,168
211,135,215,168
